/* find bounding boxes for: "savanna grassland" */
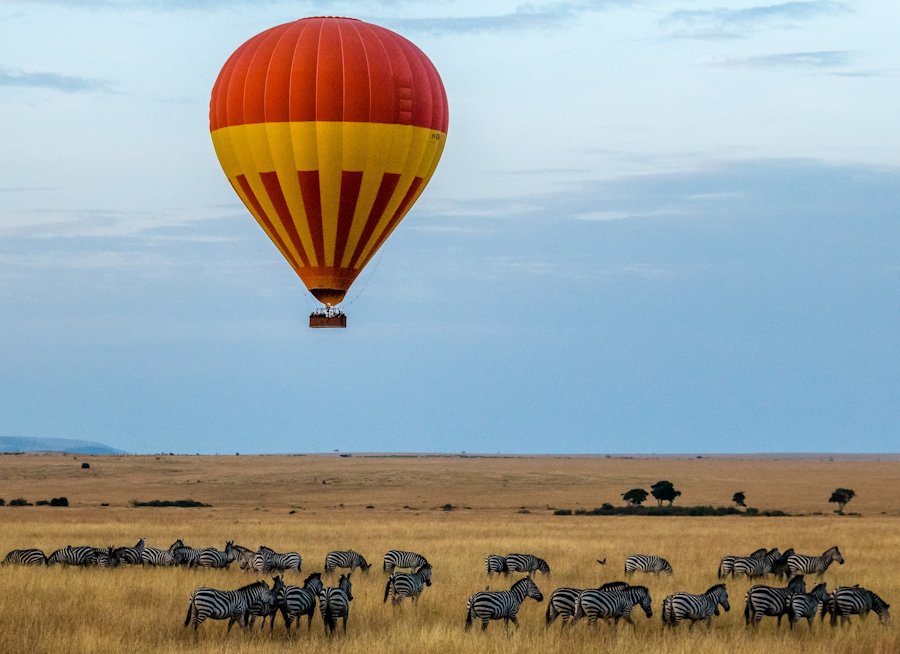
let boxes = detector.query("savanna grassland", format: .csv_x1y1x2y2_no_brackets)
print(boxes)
1,453,898,654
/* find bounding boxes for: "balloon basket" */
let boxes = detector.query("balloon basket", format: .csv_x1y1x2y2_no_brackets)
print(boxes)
309,308,347,329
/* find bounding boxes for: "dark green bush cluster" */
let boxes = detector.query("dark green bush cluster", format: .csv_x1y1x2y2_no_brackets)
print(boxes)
34,497,69,507
130,499,211,508
554,505,789,517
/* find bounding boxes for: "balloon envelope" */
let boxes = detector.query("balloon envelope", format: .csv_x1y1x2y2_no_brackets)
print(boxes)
210,17,449,306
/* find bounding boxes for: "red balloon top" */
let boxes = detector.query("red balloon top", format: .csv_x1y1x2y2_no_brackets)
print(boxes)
210,16,449,133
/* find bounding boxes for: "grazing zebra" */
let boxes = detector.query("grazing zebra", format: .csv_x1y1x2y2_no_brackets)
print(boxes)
771,548,795,580
662,584,730,629
383,563,433,605
825,586,891,626
88,546,120,568
546,582,628,626
173,542,204,567
485,554,508,577
787,582,829,630
198,541,236,569
624,554,673,576
324,550,371,575
465,577,544,631
744,575,806,627
506,553,550,577
718,548,766,579
141,539,184,566
47,545,95,566
257,545,302,574
787,546,844,578
247,576,285,630
383,549,428,573
319,573,354,634
113,538,145,565
279,572,324,631
184,580,271,634
733,548,781,578
3,548,46,565
575,585,653,627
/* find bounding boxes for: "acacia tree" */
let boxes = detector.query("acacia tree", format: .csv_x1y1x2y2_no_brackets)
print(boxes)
829,488,856,514
732,491,747,508
622,488,649,507
650,480,681,507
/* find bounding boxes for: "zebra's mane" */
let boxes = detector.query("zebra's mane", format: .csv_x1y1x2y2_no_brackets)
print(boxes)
704,583,727,595
235,580,269,592
599,581,628,591
869,591,889,611
787,575,805,589
302,572,321,587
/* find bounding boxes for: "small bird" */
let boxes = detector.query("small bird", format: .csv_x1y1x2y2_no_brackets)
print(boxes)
596,558,607,565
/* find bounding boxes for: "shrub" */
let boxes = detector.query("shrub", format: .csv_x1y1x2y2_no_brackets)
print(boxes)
9,498,31,506
553,509,573,516
50,497,69,507
131,499,211,508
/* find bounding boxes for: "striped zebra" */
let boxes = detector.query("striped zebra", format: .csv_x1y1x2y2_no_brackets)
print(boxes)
247,576,285,630
184,579,271,634
88,547,120,568
3,548,46,565
485,554,508,577
113,538,145,565
624,554,673,576
257,546,301,574
546,582,628,626
662,584,730,629
575,585,653,627
465,577,544,631
506,553,550,577
786,546,844,578
279,572,324,631
173,542,203,567
825,586,891,626
771,548,795,580
718,548,766,579
198,541,236,569
787,582,828,630
733,548,781,578
47,545,95,566
744,574,806,627
383,563,433,605
324,550,371,575
141,539,184,566
319,573,354,634
383,549,428,573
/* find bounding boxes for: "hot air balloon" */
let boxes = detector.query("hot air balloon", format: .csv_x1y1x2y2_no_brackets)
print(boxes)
210,17,449,328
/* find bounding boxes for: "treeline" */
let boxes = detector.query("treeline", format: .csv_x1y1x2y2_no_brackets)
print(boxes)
553,504,788,517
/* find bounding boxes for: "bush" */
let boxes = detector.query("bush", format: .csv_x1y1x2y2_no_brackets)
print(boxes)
553,509,572,515
131,499,211,508
50,497,69,507
9,498,31,506
0,499,5,506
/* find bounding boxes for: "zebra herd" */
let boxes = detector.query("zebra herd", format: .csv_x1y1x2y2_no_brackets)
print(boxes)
3,541,891,635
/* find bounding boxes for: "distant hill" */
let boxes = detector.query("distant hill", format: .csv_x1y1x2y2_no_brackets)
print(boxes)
0,436,127,455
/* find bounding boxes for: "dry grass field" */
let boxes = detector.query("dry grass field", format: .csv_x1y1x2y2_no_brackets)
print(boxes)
1,453,897,654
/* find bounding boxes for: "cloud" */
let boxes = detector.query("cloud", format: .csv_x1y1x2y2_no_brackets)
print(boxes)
0,69,111,93
664,1,850,39
712,50,856,70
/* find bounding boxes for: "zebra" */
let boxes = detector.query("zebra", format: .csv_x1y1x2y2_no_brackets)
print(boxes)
506,553,550,577
383,549,428,573
324,550,371,575
465,577,544,631
3,548,46,565
575,585,653,627
485,554,508,577
787,582,829,630
383,563,432,605
197,541,236,569
718,548,766,579
279,572,324,631
770,548,795,580
47,545,95,566
319,573,354,634
173,542,204,567
113,538,145,565
662,584,730,629
546,582,628,626
247,575,285,630
624,554,673,576
88,546,120,568
733,548,781,578
141,539,184,566
184,580,271,634
744,575,806,627
257,545,301,574
786,546,844,578
825,586,891,626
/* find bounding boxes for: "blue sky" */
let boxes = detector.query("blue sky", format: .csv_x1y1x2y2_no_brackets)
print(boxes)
1,1,897,454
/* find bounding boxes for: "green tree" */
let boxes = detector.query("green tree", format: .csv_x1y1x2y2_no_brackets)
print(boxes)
829,488,856,514
622,488,649,507
650,480,681,507
732,491,747,508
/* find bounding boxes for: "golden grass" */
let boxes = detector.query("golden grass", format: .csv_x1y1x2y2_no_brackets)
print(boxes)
0,453,897,653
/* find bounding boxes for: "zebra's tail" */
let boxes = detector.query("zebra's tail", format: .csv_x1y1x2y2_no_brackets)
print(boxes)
383,575,393,603
574,594,584,621
465,599,474,631
183,598,194,628
545,599,556,624
717,561,724,579
324,602,335,634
